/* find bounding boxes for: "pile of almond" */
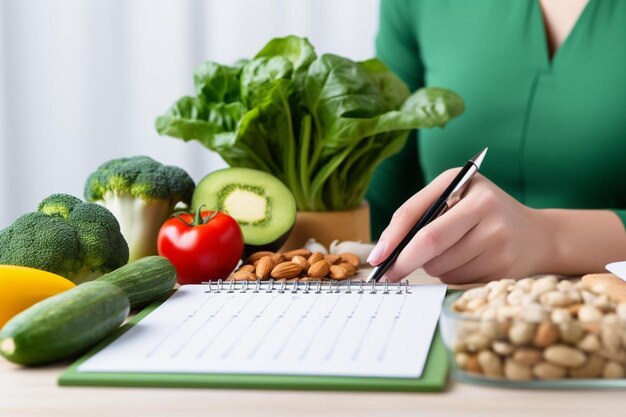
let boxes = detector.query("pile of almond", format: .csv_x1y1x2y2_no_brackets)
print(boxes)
229,249,362,282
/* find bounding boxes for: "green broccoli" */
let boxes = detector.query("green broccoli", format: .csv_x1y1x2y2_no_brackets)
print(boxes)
0,194,129,283
84,156,195,261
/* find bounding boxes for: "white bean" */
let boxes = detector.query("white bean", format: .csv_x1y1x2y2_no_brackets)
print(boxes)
533,362,566,380
557,280,575,291
467,297,487,311
577,334,601,352
478,350,503,377
521,303,546,323
492,341,515,356
507,289,526,306
544,345,587,368
559,321,585,344
509,322,536,346
514,277,534,293
550,308,572,324
455,352,469,370
463,287,490,301
578,305,603,323
530,275,557,298
465,333,490,352
541,291,571,307
512,348,543,367
504,359,533,381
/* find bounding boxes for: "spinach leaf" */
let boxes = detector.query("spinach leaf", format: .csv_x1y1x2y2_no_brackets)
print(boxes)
193,62,241,103
155,97,246,143
156,36,465,211
358,58,410,110
255,35,316,71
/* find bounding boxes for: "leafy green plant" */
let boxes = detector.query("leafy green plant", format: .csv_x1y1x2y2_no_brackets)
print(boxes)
156,36,464,211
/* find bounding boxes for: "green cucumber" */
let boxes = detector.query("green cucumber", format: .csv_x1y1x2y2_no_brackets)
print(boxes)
0,281,129,366
96,256,177,309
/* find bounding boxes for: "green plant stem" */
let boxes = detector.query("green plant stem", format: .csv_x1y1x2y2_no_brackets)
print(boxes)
298,115,312,210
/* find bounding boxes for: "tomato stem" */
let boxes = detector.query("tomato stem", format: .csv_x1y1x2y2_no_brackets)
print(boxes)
173,205,219,228
194,205,206,226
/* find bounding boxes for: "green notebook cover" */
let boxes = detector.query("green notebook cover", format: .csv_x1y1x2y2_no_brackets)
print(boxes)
59,295,449,392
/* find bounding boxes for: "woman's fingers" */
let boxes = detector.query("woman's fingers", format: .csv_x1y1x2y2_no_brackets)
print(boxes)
367,169,461,265
421,222,484,278
436,250,501,284
381,192,483,282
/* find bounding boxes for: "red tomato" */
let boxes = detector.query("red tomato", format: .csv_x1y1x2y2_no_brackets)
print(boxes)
157,210,244,284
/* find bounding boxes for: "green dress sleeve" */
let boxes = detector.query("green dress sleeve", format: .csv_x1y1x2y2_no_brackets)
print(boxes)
366,0,425,239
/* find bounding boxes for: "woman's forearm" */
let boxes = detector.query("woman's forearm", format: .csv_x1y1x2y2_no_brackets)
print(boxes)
536,209,626,276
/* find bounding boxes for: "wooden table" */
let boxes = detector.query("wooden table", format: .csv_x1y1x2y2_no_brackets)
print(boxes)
3,270,626,417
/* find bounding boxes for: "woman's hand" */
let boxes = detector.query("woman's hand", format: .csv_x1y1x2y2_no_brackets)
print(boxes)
368,168,626,283
367,169,549,283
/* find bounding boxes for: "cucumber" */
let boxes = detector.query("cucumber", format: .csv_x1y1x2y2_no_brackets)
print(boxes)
96,256,177,309
0,281,129,366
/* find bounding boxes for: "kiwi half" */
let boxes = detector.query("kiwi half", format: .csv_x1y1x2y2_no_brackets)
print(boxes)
192,168,296,254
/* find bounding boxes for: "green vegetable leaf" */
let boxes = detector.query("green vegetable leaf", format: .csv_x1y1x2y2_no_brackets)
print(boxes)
240,57,293,105
358,58,410,110
155,36,465,211
193,62,241,103
155,97,246,142
255,35,316,71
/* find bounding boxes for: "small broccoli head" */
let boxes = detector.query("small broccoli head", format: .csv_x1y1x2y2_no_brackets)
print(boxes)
0,211,83,277
38,193,83,219
0,194,129,283
67,202,130,282
84,156,195,206
83,156,195,261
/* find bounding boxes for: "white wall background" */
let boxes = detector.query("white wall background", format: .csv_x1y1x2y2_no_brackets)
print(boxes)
0,0,379,228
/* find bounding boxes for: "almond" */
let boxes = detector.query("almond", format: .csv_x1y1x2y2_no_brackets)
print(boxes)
338,262,357,276
232,270,257,281
329,265,349,280
339,253,361,268
308,252,325,265
271,262,303,279
325,254,342,265
308,260,330,278
238,264,255,273
245,251,274,265
291,255,310,271
255,256,275,279
282,249,312,260
271,254,286,265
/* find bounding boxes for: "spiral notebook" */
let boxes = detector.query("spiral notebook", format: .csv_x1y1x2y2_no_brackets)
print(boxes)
60,280,448,392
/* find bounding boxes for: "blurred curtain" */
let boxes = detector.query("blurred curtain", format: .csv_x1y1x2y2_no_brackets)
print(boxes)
0,0,378,227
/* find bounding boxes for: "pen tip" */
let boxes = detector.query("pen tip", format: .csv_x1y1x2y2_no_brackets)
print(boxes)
470,147,488,169
366,268,378,283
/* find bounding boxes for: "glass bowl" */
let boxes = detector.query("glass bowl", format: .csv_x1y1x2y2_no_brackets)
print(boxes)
439,291,626,389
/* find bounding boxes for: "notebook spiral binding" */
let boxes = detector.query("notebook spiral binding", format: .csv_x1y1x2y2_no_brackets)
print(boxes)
201,279,412,295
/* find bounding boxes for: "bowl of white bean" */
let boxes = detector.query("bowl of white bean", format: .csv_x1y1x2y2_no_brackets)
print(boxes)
439,275,626,387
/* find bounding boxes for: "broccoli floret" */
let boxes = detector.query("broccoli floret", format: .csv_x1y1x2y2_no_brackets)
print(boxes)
84,156,195,261
0,194,129,283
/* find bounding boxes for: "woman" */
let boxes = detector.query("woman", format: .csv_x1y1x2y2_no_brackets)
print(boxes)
366,0,626,283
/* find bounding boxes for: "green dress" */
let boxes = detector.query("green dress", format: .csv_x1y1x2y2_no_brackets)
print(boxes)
366,0,626,238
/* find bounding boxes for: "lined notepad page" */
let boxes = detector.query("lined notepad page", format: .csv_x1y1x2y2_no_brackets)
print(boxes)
79,284,446,378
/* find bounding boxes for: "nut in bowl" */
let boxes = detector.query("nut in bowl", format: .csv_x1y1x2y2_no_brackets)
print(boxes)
439,275,626,387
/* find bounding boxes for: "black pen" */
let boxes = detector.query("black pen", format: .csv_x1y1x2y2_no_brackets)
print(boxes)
366,147,488,283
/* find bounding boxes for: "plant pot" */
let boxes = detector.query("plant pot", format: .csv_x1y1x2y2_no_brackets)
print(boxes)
280,201,371,251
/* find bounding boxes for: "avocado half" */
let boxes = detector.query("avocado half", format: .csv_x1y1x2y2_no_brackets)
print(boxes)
192,168,296,256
